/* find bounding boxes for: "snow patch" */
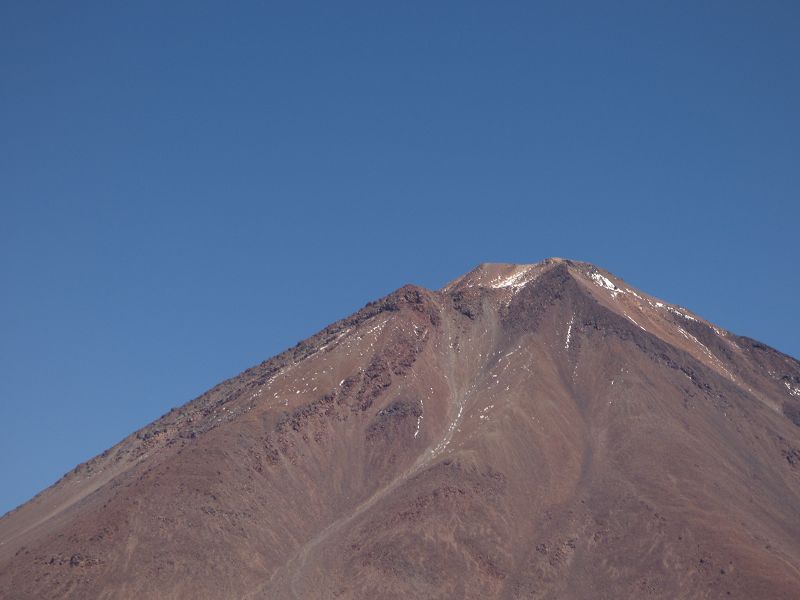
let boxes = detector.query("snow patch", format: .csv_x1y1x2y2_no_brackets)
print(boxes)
489,267,535,293
431,402,464,456
785,381,800,397
626,288,643,299
565,315,574,349
666,305,697,321
414,398,424,437
360,321,386,339
653,301,697,322
590,272,618,291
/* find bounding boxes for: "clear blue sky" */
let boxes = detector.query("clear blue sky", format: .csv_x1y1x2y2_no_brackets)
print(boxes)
1,2,798,515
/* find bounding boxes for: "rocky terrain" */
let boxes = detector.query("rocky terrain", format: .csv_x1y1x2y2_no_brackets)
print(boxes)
1,258,799,599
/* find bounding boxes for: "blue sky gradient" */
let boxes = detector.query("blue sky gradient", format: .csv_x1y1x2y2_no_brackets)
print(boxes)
1,1,798,515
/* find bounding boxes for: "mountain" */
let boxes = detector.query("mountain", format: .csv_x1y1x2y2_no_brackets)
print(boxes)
1,258,799,599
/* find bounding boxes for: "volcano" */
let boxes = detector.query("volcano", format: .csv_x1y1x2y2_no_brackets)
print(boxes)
2,259,799,599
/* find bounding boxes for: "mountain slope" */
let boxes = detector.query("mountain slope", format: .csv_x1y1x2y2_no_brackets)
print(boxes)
2,258,799,599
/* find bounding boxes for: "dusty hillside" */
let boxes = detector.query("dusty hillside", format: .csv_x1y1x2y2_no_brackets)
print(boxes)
1,258,799,599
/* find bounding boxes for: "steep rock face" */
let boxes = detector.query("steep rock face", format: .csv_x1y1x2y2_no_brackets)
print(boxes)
2,259,799,599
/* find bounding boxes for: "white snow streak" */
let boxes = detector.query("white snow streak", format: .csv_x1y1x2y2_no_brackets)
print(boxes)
625,314,646,331
414,398,424,438
489,267,534,293
666,305,697,321
565,315,574,349
431,402,464,456
590,272,620,295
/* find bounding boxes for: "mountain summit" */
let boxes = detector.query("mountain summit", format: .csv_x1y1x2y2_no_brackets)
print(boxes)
2,259,799,599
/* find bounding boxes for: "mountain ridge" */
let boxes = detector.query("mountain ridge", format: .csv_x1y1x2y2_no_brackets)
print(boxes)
2,258,799,599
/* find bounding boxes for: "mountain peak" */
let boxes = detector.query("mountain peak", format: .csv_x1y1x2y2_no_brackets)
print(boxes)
442,258,623,293
442,257,566,292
